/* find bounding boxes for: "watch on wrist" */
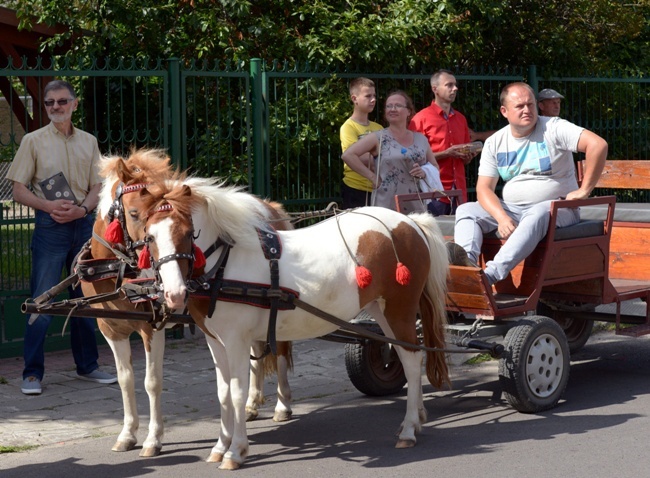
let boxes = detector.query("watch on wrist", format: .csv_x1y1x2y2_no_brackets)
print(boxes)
81,205,89,217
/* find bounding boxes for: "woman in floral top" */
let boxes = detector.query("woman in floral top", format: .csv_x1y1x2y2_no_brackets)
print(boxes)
342,89,440,213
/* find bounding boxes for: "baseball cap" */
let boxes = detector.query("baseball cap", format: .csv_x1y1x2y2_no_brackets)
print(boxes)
538,88,564,101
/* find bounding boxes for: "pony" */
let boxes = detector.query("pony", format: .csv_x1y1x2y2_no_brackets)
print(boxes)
129,179,450,470
80,149,293,458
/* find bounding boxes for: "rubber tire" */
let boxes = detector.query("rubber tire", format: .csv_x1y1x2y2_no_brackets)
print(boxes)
344,341,407,396
559,318,593,354
537,302,594,354
498,316,570,413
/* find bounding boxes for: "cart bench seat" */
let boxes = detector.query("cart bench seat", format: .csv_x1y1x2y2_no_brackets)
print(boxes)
434,215,605,241
576,158,650,224
579,203,650,223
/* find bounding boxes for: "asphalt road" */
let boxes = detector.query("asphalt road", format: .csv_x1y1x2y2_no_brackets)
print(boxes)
2,330,650,478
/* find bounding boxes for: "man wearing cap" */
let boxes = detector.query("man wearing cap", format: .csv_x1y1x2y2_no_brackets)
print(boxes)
537,88,564,117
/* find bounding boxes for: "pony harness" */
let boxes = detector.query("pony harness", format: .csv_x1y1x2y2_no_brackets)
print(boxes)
188,227,299,356
189,228,299,310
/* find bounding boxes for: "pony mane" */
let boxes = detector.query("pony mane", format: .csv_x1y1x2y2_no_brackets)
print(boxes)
97,148,180,219
100,148,173,182
143,182,200,222
181,176,272,248
97,147,279,249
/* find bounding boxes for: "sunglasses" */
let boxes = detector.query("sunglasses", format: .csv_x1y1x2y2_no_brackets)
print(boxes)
44,98,75,107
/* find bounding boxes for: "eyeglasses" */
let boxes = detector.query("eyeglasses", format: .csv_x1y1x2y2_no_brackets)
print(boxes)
385,104,407,111
44,98,75,107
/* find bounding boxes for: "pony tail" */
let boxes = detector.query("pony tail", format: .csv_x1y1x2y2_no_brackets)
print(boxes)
419,292,451,389
408,213,450,389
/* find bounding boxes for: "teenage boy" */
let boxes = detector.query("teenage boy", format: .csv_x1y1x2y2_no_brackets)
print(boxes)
340,77,383,209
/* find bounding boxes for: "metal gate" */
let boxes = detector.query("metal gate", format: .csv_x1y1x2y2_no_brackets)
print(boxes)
2,57,650,357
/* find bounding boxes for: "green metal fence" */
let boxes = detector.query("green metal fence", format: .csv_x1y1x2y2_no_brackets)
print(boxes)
1,56,650,357
0,57,174,357
260,63,526,207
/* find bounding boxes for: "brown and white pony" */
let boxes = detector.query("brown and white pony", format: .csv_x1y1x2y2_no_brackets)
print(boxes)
81,150,293,458
128,179,450,469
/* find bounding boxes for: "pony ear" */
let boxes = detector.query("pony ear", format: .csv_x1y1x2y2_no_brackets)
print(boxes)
116,158,133,183
181,185,192,197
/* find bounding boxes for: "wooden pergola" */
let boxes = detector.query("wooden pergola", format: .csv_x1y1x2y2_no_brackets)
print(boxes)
0,6,71,133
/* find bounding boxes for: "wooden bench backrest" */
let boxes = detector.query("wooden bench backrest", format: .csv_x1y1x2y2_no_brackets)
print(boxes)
578,160,650,190
394,189,463,214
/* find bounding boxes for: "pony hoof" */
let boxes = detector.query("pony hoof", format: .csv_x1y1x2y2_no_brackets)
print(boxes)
395,438,416,449
219,459,242,470
139,446,162,457
245,409,259,422
207,452,224,463
112,440,136,452
273,410,293,422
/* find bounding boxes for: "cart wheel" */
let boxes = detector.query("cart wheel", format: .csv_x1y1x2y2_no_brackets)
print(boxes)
537,302,594,354
557,318,593,354
344,341,407,396
498,316,570,413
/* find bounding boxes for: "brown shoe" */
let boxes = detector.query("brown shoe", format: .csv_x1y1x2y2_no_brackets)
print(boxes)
446,242,477,267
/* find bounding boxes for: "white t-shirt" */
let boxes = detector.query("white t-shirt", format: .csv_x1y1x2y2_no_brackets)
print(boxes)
478,116,584,205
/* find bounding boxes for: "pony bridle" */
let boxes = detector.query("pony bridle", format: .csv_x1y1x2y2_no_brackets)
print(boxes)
106,182,198,316
108,182,150,256
141,202,197,291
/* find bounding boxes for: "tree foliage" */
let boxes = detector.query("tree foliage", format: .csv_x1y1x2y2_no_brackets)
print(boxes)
7,0,650,74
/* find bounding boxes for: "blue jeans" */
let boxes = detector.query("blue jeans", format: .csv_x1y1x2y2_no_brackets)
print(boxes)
24,211,99,380
427,199,454,216
454,199,580,284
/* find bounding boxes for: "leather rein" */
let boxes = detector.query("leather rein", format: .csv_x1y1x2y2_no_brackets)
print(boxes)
74,196,502,357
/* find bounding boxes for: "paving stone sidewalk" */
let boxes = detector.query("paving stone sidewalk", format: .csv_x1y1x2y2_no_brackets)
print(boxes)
0,330,388,450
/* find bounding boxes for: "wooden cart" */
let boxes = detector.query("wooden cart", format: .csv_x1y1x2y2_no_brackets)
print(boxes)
395,160,650,413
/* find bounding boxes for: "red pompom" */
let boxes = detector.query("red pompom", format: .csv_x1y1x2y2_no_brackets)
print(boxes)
104,219,124,244
355,265,373,288
138,247,152,269
193,244,206,269
395,262,411,286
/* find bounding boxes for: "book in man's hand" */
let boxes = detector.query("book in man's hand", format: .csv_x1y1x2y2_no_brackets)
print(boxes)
38,172,76,203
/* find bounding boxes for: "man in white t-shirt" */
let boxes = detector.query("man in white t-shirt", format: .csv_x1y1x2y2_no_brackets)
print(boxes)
451,82,608,285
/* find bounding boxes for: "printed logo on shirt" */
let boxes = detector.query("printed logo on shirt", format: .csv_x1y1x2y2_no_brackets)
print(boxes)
496,141,551,181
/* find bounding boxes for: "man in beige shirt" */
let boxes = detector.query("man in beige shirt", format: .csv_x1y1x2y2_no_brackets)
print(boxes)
6,79,116,395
